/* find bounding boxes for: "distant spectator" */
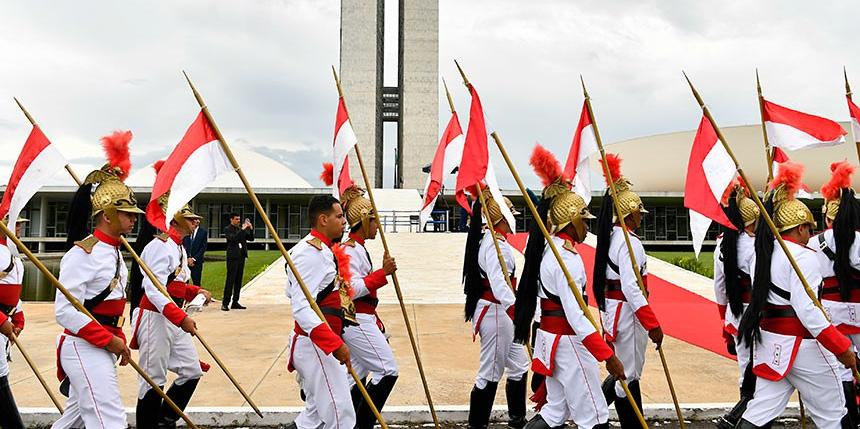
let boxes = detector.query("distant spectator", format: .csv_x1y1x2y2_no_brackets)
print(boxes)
183,218,208,286
222,213,254,311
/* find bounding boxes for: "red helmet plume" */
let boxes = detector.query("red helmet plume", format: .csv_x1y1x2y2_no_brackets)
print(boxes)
320,163,334,186
720,177,740,206
602,153,622,186
529,144,565,187
152,160,165,174
101,130,133,181
821,160,855,201
768,160,804,199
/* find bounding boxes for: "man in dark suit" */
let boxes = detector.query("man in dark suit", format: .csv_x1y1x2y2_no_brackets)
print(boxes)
183,218,208,286
222,213,254,311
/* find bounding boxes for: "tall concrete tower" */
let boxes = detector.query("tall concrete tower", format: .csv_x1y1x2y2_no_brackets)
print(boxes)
339,0,439,189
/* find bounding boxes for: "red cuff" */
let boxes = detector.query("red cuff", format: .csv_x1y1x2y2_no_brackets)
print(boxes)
634,305,660,331
817,324,851,356
364,270,389,290
717,304,727,322
184,284,202,302
309,324,344,355
582,331,614,362
162,302,188,326
77,321,114,348
11,311,24,330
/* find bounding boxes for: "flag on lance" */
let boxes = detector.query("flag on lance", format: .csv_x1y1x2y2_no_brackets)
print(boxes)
684,116,736,257
0,125,67,235
330,97,357,197
848,96,860,143
564,100,599,204
454,83,515,230
771,147,813,199
147,111,231,231
762,98,846,150
419,111,464,229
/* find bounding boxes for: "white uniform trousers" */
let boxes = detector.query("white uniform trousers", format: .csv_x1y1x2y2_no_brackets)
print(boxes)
610,302,648,398
51,335,127,429
471,300,530,388
343,313,398,385
734,333,752,387
0,334,9,377
742,339,846,429
133,308,203,398
539,332,609,428
291,332,356,429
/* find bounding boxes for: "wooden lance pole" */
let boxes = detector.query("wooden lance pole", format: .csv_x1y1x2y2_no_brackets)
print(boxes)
0,221,200,429
756,70,775,183
844,67,860,165
683,71,860,384
332,66,441,429
454,60,649,429
13,97,265,418
182,71,390,429
580,76,686,428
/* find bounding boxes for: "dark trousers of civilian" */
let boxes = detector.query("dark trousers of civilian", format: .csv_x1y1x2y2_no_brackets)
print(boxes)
223,257,245,306
190,263,204,286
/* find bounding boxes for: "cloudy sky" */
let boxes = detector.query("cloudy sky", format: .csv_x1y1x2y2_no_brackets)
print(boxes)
1,0,859,189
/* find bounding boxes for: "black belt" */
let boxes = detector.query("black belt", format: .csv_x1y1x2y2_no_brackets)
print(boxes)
606,279,622,291
93,313,124,328
0,303,15,316
541,309,565,317
354,296,379,307
762,306,797,319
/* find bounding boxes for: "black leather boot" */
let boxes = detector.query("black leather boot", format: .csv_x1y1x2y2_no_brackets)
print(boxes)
468,381,499,429
523,414,554,429
506,377,527,429
601,375,617,407
136,385,164,429
356,375,398,429
715,389,753,429
615,380,643,429
737,418,773,429
843,381,859,428
157,378,200,428
0,375,24,429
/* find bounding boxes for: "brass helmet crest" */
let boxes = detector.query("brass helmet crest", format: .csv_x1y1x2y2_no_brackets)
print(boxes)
601,153,646,222
768,161,814,232
86,131,144,218
529,145,594,235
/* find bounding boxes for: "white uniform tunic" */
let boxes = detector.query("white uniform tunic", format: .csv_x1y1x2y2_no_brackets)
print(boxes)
713,232,755,385
742,239,850,429
132,231,204,398
52,231,129,429
600,226,659,397
0,241,24,378
286,231,355,429
813,229,860,356
341,234,398,385
471,230,529,389
534,235,614,429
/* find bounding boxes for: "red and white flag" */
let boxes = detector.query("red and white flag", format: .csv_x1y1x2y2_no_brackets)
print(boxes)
147,111,231,231
762,98,846,150
684,116,736,257
331,97,357,197
454,83,515,230
564,101,599,204
847,96,860,143
419,111,464,229
0,125,67,235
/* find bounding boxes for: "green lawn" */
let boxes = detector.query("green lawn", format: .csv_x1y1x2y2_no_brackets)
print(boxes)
647,250,715,279
200,250,282,299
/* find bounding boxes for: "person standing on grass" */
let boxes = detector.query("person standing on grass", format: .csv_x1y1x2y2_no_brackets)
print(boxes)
222,212,254,311
184,217,208,286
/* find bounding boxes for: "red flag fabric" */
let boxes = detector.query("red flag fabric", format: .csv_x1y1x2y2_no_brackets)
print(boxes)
455,84,489,213
420,112,464,227
762,99,846,150
147,110,229,231
564,101,599,203
332,97,357,197
848,96,860,143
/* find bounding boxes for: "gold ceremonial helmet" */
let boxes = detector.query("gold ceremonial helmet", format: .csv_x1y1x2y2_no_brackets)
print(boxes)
544,179,595,234
820,161,856,222
737,193,760,228
769,161,815,232
85,166,145,218
484,194,520,226
340,185,376,230
611,178,647,222
154,192,203,225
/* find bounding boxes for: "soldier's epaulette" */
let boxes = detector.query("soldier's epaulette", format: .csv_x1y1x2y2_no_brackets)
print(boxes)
307,237,324,251
343,238,357,247
74,235,99,254
494,231,506,242
562,239,577,254
155,232,170,242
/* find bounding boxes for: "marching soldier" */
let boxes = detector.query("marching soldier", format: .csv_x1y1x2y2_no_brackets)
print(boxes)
338,184,399,429
736,161,855,429
713,181,760,429
0,217,28,429
592,154,662,428
286,194,355,429
514,146,625,429
131,192,212,429
814,160,860,425
52,131,141,429
462,186,529,429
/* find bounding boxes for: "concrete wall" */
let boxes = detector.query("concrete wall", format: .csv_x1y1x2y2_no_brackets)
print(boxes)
340,0,384,188
398,0,439,189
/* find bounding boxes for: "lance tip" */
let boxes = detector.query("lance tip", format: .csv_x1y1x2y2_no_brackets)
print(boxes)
454,59,470,87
